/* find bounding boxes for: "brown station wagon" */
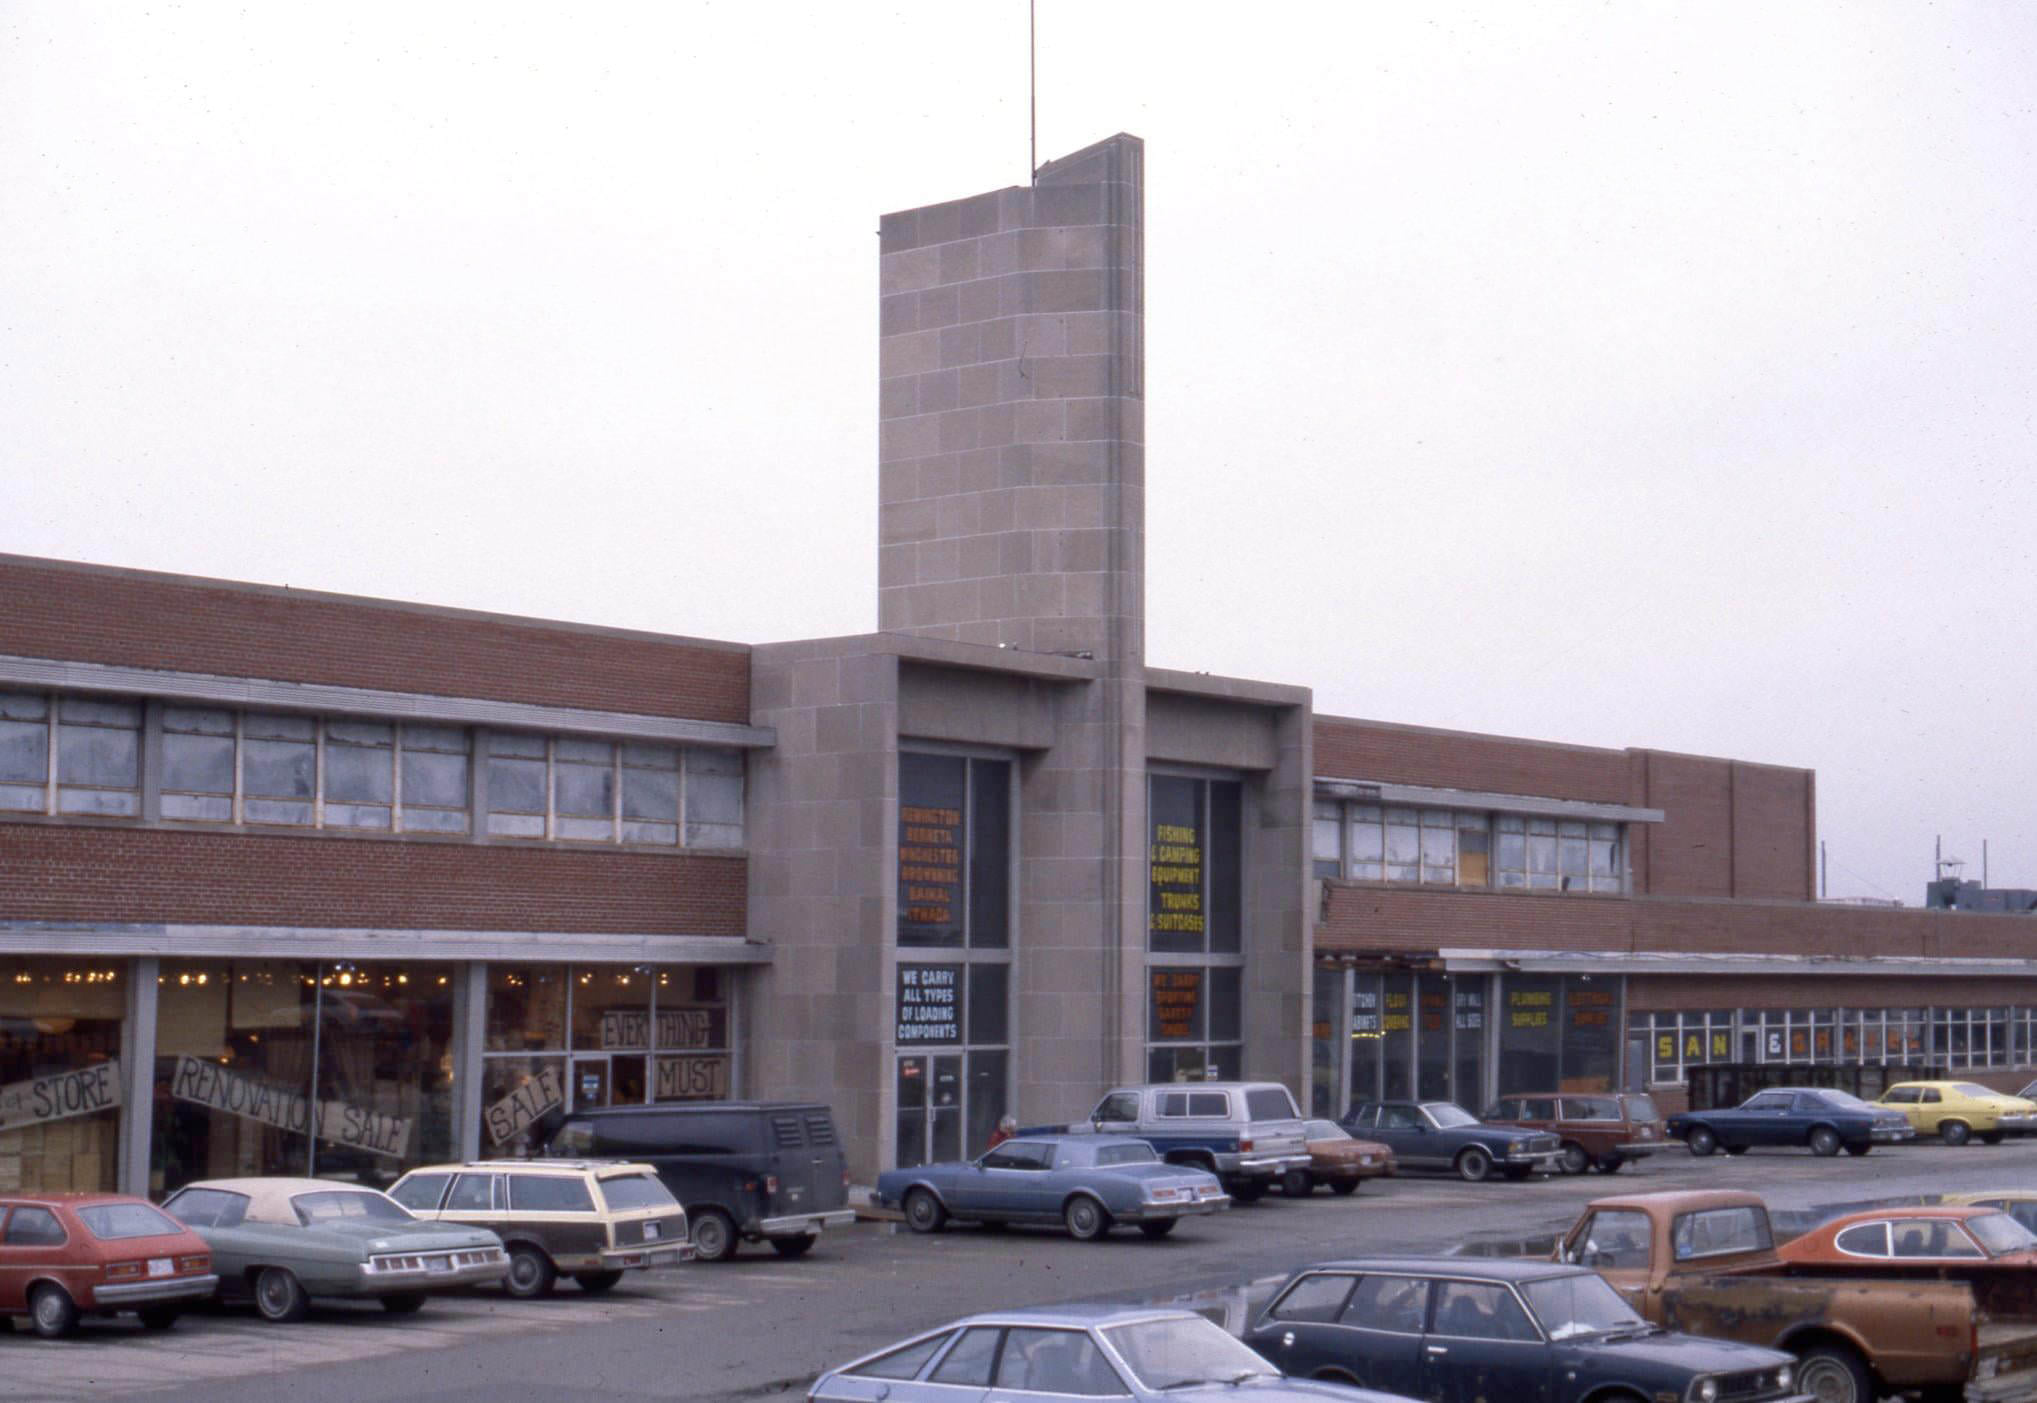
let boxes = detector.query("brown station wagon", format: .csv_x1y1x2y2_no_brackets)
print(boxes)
1483,1092,1667,1174
389,1159,691,1299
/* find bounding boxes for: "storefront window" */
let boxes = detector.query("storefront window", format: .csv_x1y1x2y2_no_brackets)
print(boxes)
895,960,1008,1164
1310,966,1343,1116
1560,977,1618,1091
1380,974,1413,1100
1349,974,1382,1111
0,958,123,1192
1498,976,1560,1093
150,960,454,1193
1146,966,1242,1084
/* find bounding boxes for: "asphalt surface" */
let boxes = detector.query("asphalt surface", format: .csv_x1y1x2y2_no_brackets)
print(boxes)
6,1137,2027,1403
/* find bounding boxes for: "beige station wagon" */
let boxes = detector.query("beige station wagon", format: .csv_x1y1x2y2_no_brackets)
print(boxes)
388,1159,692,1299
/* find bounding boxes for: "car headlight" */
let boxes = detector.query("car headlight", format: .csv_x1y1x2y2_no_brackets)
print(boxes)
1776,1367,1792,1391
1509,1140,1526,1155
1691,1377,1718,1403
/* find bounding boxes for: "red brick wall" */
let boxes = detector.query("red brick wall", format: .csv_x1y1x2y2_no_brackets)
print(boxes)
0,555,750,724
1314,716,1630,802
0,824,746,936
1317,882,2034,964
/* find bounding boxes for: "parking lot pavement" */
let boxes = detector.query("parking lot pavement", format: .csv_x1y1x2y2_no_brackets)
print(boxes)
15,1136,2037,1403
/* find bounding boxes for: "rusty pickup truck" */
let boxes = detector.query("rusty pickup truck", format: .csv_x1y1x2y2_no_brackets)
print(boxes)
1558,1190,2037,1403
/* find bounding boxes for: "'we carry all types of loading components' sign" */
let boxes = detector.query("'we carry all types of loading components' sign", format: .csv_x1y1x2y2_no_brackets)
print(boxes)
0,1061,121,1132
896,964,960,1044
170,1054,413,1159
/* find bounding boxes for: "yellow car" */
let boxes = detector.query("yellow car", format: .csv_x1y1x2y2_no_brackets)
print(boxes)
1943,1191,2037,1234
1875,1080,2037,1145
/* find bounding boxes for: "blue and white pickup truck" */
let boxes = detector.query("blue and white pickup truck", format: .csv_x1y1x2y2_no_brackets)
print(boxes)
1033,1082,1312,1202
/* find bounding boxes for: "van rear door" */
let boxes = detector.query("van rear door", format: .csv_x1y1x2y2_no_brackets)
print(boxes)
763,1108,849,1218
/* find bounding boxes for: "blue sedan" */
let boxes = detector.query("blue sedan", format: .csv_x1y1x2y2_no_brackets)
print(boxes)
806,1304,1420,1403
1666,1087,1914,1157
875,1135,1228,1240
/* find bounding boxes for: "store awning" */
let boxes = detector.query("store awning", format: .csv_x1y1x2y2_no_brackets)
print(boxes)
0,922,773,965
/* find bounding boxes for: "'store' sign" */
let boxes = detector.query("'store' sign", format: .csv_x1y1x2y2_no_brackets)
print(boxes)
0,1061,122,1132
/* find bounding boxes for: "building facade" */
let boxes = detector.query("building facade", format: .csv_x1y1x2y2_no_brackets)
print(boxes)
6,134,2037,1196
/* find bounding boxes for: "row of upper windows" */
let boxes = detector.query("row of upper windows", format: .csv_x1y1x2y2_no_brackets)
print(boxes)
1312,799,1625,894
0,691,744,848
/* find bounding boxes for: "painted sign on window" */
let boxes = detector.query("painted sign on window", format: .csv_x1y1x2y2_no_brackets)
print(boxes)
899,755,966,944
171,1054,413,1158
896,964,961,1044
0,1062,121,1132
483,1064,565,1146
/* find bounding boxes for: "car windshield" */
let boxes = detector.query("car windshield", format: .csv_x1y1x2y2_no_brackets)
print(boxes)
76,1202,183,1240
1104,1317,1276,1389
1424,1103,1479,1128
1968,1213,2037,1256
1952,1083,2001,1099
1304,1120,1350,1141
291,1191,414,1225
1624,1094,1662,1122
1096,1144,1157,1166
1522,1273,1647,1340
597,1174,679,1212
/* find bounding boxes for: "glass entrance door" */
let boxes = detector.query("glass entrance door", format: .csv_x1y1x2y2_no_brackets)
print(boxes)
895,1054,963,1168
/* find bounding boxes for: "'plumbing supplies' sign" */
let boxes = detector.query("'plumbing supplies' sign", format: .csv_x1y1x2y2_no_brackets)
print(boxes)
0,1062,121,1132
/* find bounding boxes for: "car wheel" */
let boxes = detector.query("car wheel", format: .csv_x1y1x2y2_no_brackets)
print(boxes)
1138,1219,1178,1240
903,1189,947,1235
1063,1194,1111,1242
1941,1120,1972,1147
1281,1168,1313,1197
572,1271,624,1294
1329,1178,1361,1196
1797,1342,1873,1403
137,1306,181,1331
1558,1143,1591,1175
503,1244,556,1299
379,1293,427,1315
1456,1146,1494,1183
253,1266,309,1324
1809,1126,1843,1157
29,1284,78,1339
690,1207,741,1260
770,1234,817,1259
1687,1127,1719,1157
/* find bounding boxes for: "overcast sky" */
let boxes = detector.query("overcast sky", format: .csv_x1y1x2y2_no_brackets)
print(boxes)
4,3,2033,900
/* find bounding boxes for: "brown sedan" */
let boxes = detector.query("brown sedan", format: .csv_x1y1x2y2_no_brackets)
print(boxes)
1285,1118,1395,1195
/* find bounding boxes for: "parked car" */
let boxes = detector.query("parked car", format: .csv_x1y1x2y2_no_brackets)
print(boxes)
1665,1087,1913,1157
1049,1081,1311,1203
1872,1081,2037,1145
1481,1091,1667,1174
1289,1119,1394,1195
1943,1191,2037,1235
1340,1100,1562,1182
876,1134,1228,1240
388,1159,691,1298
548,1101,851,1262
1244,1256,1806,1403
0,1193,217,1338
161,1177,508,1322
805,1303,1417,1403
1777,1204,2037,1268
1556,1188,2037,1403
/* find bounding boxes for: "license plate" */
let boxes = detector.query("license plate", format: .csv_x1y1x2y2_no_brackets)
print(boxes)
426,1256,452,1274
644,1223,659,1240
148,1258,173,1278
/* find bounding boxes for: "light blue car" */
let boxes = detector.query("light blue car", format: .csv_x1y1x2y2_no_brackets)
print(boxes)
876,1134,1227,1241
807,1304,1421,1403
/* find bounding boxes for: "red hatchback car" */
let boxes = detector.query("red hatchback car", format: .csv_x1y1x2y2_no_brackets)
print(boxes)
0,1193,217,1337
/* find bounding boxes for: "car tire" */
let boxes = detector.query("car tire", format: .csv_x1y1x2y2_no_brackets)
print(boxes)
1797,1341,1873,1403
903,1189,946,1235
1456,1146,1494,1183
1687,1127,1719,1157
1941,1120,1972,1147
503,1244,557,1299
690,1207,741,1259
29,1284,78,1339
1330,1179,1361,1196
573,1271,624,1294
1064,1194,1111,1242
1809,1126,1843,1157
1281,1169,1313,1197
138,1306,181,1331
770,1234,817,1259
253,1266,309,1324
380,1293,428,1315
1558,1143,1591,1175
1138,1219,1177,1240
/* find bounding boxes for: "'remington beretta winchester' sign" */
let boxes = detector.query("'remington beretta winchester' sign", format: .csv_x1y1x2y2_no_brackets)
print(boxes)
0,1061,122,1132
170,1054,413,1159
